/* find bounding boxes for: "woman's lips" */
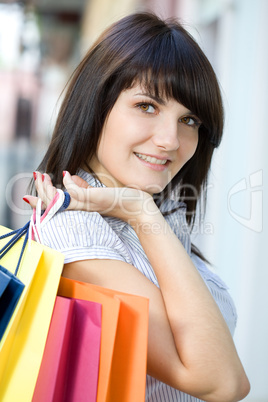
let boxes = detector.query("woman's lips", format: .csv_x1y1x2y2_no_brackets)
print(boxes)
134,152,170,171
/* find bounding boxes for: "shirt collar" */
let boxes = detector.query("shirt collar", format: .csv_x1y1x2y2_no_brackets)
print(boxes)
77,168,105,188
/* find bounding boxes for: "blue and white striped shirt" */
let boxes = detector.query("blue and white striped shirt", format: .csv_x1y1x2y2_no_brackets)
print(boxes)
40,169,237,402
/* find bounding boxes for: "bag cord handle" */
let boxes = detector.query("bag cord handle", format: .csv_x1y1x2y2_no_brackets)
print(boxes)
0,221,30,276
0,189,70,275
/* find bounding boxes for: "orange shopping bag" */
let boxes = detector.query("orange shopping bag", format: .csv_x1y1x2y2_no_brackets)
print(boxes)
58,276,149,402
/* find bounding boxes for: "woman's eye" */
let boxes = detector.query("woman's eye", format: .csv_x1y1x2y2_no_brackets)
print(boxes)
138,103,155,114
180,116,201,127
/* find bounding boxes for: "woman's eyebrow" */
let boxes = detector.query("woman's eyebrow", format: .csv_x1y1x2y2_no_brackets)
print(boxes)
134,92,166,105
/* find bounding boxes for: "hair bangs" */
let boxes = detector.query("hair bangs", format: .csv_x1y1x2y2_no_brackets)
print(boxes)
119,32,193,103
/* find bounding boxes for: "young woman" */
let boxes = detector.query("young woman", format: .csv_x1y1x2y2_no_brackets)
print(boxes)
24,12,250,402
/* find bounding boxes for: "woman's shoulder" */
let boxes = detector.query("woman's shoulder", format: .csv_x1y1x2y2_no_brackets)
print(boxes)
39,209,131,263
37,169,132,263
41,209,119,244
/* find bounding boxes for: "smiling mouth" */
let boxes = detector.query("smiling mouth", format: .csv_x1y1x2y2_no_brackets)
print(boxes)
134,153,168,165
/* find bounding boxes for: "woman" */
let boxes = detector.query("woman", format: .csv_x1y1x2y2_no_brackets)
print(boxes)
24,12,250,401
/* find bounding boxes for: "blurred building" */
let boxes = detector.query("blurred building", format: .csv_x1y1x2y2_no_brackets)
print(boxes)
0,0,267,401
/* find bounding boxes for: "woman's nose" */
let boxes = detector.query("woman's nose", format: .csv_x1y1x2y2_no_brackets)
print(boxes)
152,121,180,151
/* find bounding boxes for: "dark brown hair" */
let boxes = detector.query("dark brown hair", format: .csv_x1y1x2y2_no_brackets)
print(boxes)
37,12,224,237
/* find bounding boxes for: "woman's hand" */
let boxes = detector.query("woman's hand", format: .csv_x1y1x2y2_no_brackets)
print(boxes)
24,172,88,209
23,171,155,224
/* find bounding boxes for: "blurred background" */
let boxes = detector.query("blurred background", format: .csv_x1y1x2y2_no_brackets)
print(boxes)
0,0,267,400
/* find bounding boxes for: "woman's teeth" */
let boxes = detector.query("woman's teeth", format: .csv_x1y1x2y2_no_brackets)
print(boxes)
135,153,167,165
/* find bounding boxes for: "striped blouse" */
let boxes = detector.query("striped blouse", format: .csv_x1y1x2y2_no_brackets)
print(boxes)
40,169,238,402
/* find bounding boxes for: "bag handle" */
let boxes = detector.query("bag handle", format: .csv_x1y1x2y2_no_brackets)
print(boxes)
30,189,70,244
0,189,69,274
0,221,30,276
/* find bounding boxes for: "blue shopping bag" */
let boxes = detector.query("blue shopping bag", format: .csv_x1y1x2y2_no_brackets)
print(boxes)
0,222,29,341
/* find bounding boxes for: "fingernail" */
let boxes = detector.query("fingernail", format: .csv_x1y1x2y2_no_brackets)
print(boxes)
63,171,67,177
23,197,30,204
42,174,45,182
33,171,37,180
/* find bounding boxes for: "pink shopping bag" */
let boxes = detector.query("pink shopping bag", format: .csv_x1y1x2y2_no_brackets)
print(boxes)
32,295,102,402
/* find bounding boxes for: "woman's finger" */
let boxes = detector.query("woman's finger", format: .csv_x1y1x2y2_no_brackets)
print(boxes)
63,171,91,210
71,175,90,189
42,172,53,186
42,173,57,202
23,195,44,209
34,171,47,206
34,171,57,208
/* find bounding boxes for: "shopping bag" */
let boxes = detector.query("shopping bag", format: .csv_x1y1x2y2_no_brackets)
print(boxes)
0,267,25,339
99,287,149,402
58,276,149,402
0,222,29,340
0,225,64,402
0,268,12,295
32,295,102,402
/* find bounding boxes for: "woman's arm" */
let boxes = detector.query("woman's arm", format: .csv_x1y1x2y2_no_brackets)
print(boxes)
25,172,250,401
130,206,249,401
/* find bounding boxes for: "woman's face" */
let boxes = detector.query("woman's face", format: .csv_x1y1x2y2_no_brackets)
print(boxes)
89,83,200,194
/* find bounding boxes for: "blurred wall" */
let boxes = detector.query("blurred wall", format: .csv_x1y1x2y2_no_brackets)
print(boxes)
81,0,138,50
0,1,83,228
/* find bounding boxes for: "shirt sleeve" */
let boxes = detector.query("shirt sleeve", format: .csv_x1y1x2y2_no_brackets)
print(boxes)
191,254,238,335
39,210,132,265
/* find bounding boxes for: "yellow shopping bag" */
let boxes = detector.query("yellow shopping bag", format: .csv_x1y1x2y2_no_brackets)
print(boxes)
0,225,64,402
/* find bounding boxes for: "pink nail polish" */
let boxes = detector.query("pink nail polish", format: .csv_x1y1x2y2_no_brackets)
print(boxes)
23,197,30,204
33,172,37,180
